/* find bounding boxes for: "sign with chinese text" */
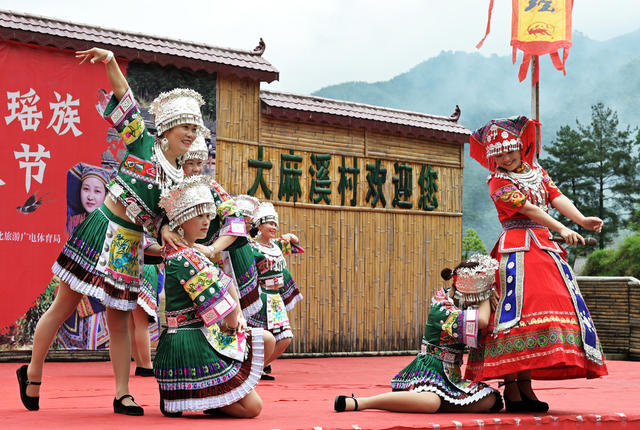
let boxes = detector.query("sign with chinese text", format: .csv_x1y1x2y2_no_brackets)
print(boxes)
0,42,124,329
242,145,444,212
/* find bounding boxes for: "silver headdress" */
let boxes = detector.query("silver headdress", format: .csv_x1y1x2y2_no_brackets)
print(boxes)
485,125,523,158
179,135,209,163
149,88,211,139
159,175,216,230
452,254,499,306
252,201,278,227
234,194,260,218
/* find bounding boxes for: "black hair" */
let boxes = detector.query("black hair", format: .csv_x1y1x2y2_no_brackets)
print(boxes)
249,226,259,238
440,260,481,281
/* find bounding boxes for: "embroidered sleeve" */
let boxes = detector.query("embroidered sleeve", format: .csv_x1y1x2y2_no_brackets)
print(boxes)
541,167,563,201
275,238,305,255
209,181,246,237
102,89,145,147
489,177,527,218
179,252,236,327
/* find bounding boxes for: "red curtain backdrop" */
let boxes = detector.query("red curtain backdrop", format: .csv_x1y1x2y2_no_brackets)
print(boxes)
0,41,127,329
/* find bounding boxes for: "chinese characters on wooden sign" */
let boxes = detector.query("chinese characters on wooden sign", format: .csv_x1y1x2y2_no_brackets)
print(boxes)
247,145,439,210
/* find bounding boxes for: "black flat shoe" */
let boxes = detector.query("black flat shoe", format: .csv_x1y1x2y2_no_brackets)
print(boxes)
260,371,275,381
16,365,40,411
113,394,144,416
134,367,154,377
500,380,527,413
520,391,549,413
334,394,358,412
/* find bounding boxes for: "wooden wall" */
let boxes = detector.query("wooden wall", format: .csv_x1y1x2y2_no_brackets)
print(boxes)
216,75,464,353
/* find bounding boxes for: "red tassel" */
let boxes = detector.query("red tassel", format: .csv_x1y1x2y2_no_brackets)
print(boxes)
518,53,531,82
476,0,495,49
549,51,564,72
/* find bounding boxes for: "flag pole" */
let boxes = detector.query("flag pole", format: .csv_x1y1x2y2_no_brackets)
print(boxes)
531,55,541,160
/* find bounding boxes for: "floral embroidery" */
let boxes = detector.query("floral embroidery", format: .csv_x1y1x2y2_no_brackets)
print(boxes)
217,199,241,219
492,185,526,208
184,267,219,300
120,115,144,145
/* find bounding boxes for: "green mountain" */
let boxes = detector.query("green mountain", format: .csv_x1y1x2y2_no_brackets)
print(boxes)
313,30,640,248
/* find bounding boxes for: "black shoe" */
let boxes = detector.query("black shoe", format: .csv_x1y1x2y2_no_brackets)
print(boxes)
334,394,358,412
134,367,154,377
263,364,272,374
260,371,275,381
113,394,144,416
500,380,527,413
519,391,549,413
16,365,40,411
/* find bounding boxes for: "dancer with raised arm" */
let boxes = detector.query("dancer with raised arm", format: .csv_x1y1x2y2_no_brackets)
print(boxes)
17,46,207,415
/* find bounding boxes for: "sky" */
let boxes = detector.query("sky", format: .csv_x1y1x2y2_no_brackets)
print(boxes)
1,0,639,94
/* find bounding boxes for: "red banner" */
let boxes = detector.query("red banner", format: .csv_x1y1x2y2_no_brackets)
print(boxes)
0,42,127,329
477,0,573,84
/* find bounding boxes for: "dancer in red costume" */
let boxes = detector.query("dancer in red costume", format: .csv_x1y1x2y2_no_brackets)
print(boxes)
465,116,607,413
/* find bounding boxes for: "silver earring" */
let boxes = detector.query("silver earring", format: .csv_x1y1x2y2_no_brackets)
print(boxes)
160,137,169,151
177,226,184,238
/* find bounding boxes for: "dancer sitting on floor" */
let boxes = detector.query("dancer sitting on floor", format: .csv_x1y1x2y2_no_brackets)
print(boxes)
464,116,607,413
154,175,275,418
335,255,503,413
17,46,201,415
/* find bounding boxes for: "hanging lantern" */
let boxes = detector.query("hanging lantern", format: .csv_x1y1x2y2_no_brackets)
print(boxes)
477,0,574,85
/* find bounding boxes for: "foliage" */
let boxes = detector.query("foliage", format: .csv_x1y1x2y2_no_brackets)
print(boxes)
583,233,640,278
461,228,487,259
126,61,217,122
312,31,640,248
542,103,639,249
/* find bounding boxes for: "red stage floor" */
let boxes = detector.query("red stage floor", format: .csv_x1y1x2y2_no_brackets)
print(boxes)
1,357,639,429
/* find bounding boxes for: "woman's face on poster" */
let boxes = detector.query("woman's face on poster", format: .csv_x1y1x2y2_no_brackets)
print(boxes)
80,177,106,213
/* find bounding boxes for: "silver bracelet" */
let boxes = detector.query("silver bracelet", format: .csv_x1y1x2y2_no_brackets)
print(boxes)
102,50,114,64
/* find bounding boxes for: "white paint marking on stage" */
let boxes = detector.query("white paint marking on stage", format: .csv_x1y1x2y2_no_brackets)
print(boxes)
351,425,361,430
576,415,584,423
513,417,521,425
550,415,559,422
428,424,440,429
451,420,463,429
593,414,602,422
313,427,322,430
616,412,628,421
474,418,485,427
492,417,502,424
534,416,542,424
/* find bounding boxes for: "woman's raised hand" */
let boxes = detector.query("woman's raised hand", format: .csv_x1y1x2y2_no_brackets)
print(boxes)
581,217,603,233
75,48,112,65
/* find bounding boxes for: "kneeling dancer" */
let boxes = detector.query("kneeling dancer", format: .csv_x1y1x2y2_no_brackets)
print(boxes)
335,255,503,414
154,176,274,417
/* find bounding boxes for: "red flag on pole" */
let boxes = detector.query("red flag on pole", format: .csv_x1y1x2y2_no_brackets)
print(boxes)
477,0,573,85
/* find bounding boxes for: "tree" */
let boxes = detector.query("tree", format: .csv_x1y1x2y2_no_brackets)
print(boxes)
543,103,639,248
462,228,487,259
580,103,639,248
